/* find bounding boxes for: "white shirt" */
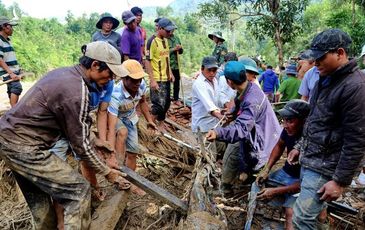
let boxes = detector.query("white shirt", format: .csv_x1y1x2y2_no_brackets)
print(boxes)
218,75,236,108
191,73,220,132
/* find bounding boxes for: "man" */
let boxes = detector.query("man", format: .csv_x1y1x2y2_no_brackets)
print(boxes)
208,31,228,66
0,41,128,229
145,17,175,130
276,64,301,102
107,59,156,195
92,12,121,51
239,56,261,87
191,56,224,134
168,28,183,105
0,16,22,107
120,11,142,63
256,99,310,230
290,29,365,229
258,65,280,102
297,50,319,102
131,6,146,62
206,61,281,195
297,50,315,80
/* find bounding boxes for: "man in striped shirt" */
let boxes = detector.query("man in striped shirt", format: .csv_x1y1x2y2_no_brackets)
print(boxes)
0,41,129,229
0,16,22,107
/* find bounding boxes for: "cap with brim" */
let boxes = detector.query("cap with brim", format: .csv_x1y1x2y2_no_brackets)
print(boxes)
285,64,298,76
224,61,246,82
238,57,259,75
122,59,147,79
0,16,18,26
208,31,225,42
306,49,327,61
96,13,119,29
122,11,137,24
298,50,314,61
157,18,176,31
84,41,129,77
277,99,310,119
202,56,218,69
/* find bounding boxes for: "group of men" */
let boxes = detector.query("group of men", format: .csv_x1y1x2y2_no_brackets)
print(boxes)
0,7,365,230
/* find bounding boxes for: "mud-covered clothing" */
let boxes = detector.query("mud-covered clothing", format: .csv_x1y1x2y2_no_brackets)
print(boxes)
150,81,171,121
212,42,227,66
278,76,301,102
298,59,365,186
168,35,183,70
280,129,301,178
259,69,280,94
0,144,91,229
146,35,170,82
0,64,110,176
215,82,281,171
92,31,121,52
191,73,220,133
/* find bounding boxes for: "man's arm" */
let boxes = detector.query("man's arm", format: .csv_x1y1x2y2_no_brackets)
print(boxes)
257,182,300,200
97,102,109,141
139,95,154,123
266,138,286,170
0,59,19,80
106,112,118,148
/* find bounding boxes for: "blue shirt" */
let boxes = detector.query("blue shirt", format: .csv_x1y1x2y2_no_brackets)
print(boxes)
258,69,280,93
298,66,320,101
89,80,114,111
108,79,147,125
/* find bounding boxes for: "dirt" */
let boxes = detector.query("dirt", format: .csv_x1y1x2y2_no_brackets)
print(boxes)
0,81,34,113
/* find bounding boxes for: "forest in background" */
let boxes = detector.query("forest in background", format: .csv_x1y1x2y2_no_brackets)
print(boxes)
0,0,364,79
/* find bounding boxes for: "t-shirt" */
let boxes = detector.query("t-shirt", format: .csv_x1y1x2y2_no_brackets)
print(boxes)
0,35,19,75
108,79,147,125
298,66,320,101
281,129,301,178
168,34,183,70
278,76,301,101
146,35,170,82
121,27,143,63
91,31,121,52
89,80,114,111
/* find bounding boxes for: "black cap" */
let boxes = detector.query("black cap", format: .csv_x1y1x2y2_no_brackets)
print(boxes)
157,18,176,31
298,50,313,61
307,28,352,60
131,6,143,15
277,99,310,119
154,17,161,23
202,56,218,69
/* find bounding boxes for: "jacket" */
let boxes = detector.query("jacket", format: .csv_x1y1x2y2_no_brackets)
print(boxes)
215,83,282,170
299,59,365,185
258,69,280,93
0,65,110,176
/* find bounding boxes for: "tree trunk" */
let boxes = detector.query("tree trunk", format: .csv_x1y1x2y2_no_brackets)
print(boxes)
274,24,284,66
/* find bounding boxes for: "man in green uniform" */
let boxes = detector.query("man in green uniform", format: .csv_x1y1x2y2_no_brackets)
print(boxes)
168,28,183,105
208,31,227,66
276,64,301,102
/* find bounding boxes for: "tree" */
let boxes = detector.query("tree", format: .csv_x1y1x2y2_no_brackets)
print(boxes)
199,0,310,65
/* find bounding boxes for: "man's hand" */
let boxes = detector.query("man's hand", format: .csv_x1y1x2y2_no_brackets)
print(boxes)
147,121,157,130
105,169,130,190
256,166,270,185
287,149,300,165
169,73,175,82
317,180,344,202
174,44,182,51
206,130,217,142
257,188,277,200
150,79,159,91
9,72,20,81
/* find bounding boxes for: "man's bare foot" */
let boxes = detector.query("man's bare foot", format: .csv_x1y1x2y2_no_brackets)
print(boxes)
130,184,146,196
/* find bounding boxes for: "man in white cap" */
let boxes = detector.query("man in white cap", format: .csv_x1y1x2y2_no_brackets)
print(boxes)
0,41,129,229
0,16,22,107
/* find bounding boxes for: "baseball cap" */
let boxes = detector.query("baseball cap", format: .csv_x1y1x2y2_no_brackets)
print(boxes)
202,56,218,69
224,61,246,82
131,6,143,15
307,28,352,60
0,16,18,26
298,50,313,61
157,18,176,31
360,44,365,58
285,64,298,76
277,99,310,119
122,11,136,24
238,57,259,75
122,59,147,79
84,41,128,77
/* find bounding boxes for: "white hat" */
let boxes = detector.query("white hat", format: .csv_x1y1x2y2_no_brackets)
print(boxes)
84,41,128,77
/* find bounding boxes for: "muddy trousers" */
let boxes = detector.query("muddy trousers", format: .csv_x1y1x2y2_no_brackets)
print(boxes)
0,143,91,230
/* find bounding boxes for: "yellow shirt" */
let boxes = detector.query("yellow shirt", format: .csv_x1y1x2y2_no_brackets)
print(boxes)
146,35,170,82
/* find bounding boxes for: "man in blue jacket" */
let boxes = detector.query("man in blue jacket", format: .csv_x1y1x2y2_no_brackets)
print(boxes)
259,65,280,102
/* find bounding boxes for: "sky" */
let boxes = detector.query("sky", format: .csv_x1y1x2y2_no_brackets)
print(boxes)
2,0,174,21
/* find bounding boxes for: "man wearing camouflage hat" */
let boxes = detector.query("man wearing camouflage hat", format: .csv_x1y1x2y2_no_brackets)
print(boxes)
208,31,228,66
290,29,365,229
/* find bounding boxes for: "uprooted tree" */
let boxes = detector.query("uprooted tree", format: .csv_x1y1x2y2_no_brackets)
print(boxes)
199,0,310,66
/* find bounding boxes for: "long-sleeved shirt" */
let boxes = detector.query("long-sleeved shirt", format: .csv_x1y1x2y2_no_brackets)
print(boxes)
191,73,220,132
215,83,282,170
0,65,110,176
259,69,280,93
